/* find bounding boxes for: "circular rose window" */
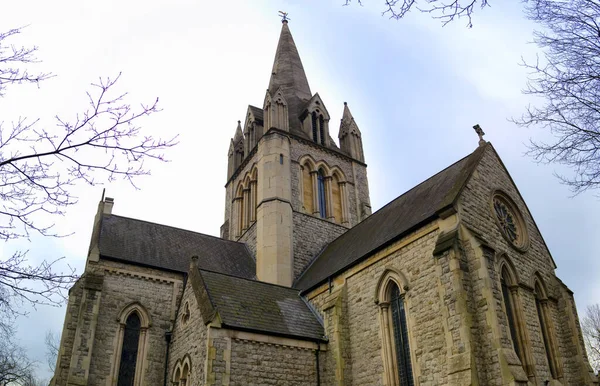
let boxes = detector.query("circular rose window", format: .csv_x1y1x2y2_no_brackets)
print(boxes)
491,192,529,251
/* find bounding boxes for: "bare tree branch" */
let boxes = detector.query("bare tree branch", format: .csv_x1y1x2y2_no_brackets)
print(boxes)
0,26,177,319
344,0,490,27
512,0,600,194
582,304,600,373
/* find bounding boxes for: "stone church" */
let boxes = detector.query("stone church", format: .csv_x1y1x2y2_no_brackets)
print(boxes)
51,20,598,386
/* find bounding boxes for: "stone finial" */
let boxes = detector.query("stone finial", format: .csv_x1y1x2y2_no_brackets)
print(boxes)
473,124,486,147
233,120,243,143
190,255,199,269
103,197,114,215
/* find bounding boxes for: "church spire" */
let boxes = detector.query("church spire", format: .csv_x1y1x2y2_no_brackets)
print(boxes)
339,102,365,162
267,20,312,130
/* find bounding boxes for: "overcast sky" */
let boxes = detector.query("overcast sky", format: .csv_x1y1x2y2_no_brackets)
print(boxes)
2,0,599,380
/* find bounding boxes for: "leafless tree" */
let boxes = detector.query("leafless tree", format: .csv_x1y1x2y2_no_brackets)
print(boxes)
0,324,35,386
344,0,490,27
583,304,600,373
0,26,177,318
512,0,600,194
45,330,60,373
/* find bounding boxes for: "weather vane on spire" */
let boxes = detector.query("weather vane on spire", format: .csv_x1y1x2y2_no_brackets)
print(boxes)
279,11,290,23
473,124,486,147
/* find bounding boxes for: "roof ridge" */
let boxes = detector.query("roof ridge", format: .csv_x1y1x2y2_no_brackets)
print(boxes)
106,214,246,247
199,268,299,292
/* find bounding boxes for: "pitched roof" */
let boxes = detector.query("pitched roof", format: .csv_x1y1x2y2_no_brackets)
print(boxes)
268,21,312,133
98,214,255,278
294,144,487,291
198,269,325,341
248,105,264,124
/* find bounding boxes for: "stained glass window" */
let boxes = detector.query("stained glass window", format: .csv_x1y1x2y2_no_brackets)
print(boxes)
318,169,327,218
535,284,557,378
494,199,518,243
390,282,414,386
118,312,141,386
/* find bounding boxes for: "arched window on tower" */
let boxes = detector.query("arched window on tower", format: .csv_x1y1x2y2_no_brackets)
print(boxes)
331,173,343,224
317,169,327,218
312,112,318,143
302,163,314,214
319,114,325,145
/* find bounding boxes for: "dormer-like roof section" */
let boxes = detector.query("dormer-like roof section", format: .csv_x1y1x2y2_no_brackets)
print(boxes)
268,21,312,131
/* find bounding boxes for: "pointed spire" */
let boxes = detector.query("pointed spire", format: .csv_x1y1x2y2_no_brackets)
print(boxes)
339,102,361,137
267,21,312,130
339,102,365,162
233,120,243,143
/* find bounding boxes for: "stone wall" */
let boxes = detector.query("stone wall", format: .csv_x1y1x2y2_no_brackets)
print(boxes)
292,212,346,280
457,144,595,384
308,227,447,385
51,279,84,386
85,259,183,385
168,275,207,385
229,339,318,385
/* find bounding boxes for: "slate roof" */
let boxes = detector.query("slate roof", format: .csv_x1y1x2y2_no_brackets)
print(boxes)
198,269,325,341
294,144,487,291
248,105,263,124
98,215,255,279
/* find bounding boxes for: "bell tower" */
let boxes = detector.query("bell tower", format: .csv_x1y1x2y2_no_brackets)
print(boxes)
222,19,371,287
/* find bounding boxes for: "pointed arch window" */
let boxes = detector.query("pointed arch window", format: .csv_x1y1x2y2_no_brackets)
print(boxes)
317,169,327,218
390,283,414,386
376,270,414,386
312,112,318,143
118,313,141,386
501,268,521,360
319,115,325,145
534,280,561,380
111,303,151,386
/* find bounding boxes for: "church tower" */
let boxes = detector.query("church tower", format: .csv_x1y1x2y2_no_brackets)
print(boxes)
222,19,371,286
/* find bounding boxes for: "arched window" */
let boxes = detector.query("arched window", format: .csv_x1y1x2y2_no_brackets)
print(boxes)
172,356,192,386
534,280,561,380
302,164,314,214
331,173,343,224
118,313,141,386
312,112,318,143
501,267,522,361
319,115,325,145
235,184,245,235
317,169,327,218
111,303,151,386
390,282,414,386
499,263,534,379
376,269,414,386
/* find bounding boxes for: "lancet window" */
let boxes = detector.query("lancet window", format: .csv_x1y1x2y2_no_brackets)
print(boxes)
534,278,561,380
376,269,414,386
112,303,151,386
235,169,258,236
499,261,533,378
172,356,191,386
300,158,348,225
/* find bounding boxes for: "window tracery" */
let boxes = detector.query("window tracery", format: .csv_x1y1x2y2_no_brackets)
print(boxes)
492,191,528,251
299,158,348,225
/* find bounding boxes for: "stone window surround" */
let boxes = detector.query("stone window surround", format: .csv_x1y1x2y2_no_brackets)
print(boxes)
172,355,192,386
490,190,530,252
110,302,152,386
298,155,349,226
234,166,258,236
533,275,564,382
374,267,418,386
498,257,537,383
